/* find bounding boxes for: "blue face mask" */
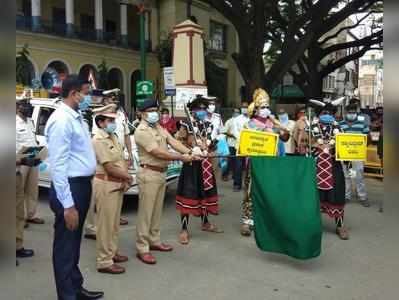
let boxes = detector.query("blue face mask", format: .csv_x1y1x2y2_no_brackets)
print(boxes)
104,122,117,134
79,95,92,111
278,113,289,125
195,110,207,121
146,111,160,124
346,113,357,121
319,114,335,124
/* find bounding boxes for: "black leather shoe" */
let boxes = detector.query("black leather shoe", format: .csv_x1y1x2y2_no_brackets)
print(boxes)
16,248,34,258
77,287,104,300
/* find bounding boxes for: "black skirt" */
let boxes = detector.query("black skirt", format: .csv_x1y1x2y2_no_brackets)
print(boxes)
176,161,219,216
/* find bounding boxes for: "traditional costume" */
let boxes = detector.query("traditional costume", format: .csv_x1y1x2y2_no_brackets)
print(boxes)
309,98,349,240
175,96,223,245
240,88,289,236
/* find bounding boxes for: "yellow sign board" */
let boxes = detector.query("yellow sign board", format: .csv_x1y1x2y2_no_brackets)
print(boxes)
335,133,367,161
238,129,278,156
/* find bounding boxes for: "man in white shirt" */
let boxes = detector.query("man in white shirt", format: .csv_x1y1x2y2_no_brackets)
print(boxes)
231,102,249,191
16,98,45,226
277,108,296,155
222,109,240,181
205,96,224,179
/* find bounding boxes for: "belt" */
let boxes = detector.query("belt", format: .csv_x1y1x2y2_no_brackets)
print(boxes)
95,174,124,183
68,176,93,183
140,164,167,173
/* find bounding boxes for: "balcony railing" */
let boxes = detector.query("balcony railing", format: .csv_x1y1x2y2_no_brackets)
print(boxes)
16,15,151,51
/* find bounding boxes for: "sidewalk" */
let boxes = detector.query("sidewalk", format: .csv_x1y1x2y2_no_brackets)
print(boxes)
16,178,398,300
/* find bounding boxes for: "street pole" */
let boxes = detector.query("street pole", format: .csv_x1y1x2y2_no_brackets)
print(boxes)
139,5,146,81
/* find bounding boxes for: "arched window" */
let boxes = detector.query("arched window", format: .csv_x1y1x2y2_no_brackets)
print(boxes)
130,70,141,113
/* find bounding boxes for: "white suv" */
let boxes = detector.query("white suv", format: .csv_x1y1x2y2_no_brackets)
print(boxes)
30,97,182,195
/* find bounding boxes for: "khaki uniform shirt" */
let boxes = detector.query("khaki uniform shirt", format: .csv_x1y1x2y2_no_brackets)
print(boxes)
92,129,127,176
134,121,170,168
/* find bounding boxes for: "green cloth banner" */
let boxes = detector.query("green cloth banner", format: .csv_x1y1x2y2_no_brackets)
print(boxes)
251,156,322,259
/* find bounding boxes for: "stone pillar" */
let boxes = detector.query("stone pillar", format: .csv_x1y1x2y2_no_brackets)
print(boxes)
120,3,128,47
95,0,103,41
31,0,41,31
66,0,75,37
172,20,206,87
172,20,207,116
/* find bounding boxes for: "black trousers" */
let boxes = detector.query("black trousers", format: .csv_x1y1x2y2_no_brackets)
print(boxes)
49,176,92,300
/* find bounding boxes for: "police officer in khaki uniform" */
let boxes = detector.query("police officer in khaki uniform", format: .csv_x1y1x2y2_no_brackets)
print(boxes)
134,99,198,265
16,98,45,226
92,104,133,274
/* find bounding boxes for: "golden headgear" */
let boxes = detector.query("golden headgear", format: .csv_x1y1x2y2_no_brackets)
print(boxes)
253,88,270,107
247,88,270,117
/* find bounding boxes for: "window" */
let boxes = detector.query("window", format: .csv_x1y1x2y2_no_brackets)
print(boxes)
209,21,227,52
36,107,55,136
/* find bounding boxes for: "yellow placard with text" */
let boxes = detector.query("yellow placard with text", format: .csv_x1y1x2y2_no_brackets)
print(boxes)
335,133,367,161
238,129,278,156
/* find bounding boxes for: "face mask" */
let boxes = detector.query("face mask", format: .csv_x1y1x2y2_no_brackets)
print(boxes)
104,122,117,134
319,114,335,124
241,108,248,115
79,95,92,111
195,110,207,121
145,111,159,124
161,114,170,123
346,113,357,121
233,111,240,118
278,113,289,124
258,107,271,118
207,104,216,114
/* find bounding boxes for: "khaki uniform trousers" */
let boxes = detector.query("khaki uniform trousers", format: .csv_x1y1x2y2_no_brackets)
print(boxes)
84,191,97,235
16,172,25,250
18,166,39,219
136,168,166,254
93,178,124,269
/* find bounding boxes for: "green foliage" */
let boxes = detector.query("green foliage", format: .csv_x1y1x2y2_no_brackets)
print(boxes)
16,44,32,85
97,59,109,89
155,33,173,68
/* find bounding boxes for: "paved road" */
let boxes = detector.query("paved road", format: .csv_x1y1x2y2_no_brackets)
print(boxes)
16,177,398,300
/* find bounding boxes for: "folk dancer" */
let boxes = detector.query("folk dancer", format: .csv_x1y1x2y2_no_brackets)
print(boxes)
309,100,349,240
175,96,224,245
240,88,289,236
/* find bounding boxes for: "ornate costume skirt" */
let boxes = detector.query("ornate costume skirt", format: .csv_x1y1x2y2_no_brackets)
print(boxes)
316,154,346,219
176,161,219,216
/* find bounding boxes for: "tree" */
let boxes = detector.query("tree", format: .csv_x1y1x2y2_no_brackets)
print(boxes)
97,59,109,89
198,0,383,99
16,44,33,86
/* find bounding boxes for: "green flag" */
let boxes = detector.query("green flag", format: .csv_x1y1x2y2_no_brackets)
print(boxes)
251,156,322,259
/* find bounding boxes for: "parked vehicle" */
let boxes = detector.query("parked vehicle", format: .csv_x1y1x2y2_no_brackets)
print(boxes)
29,97,182,195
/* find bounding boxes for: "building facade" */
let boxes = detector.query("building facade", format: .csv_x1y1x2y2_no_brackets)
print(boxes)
16,0,244,115
358,52,383,108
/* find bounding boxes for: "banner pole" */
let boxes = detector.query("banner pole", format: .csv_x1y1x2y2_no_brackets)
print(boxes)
308,107,312,157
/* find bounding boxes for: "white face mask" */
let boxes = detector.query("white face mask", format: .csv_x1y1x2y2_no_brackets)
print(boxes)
207,104,216,113
258,107,271,118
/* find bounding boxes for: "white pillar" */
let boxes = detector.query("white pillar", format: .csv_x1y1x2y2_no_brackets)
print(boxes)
31,0,41,31
95,0,103,40
120,3,128,46
66,0,75,37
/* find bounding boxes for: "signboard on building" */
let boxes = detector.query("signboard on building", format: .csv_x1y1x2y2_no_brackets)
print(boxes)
163,67,176,96
175,87,208,110
136,80,154,96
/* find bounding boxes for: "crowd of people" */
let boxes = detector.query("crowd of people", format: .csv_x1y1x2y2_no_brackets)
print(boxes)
15,74,383,300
